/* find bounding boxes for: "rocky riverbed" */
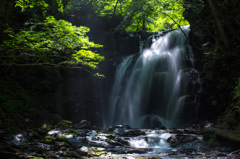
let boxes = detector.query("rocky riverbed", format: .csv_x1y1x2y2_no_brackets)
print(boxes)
0,120,240,159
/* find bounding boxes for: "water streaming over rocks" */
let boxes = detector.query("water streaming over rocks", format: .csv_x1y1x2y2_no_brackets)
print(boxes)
108,26,201,129
1,122,239,158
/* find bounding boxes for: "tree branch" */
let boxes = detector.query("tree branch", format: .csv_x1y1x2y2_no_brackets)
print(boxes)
113,0,119,17
161,12,201,51
0,53,73,61
0,63,100,77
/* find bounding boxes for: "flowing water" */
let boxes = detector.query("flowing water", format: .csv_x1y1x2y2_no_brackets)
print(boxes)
108,26,200,129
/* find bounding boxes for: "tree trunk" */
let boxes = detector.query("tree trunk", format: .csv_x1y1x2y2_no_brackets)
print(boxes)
0,0,7,19
207,0,230,50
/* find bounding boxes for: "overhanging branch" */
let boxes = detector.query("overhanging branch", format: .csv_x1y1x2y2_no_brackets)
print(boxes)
161,12,201,51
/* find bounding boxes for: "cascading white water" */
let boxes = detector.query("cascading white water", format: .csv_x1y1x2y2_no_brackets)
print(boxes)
108,26,199,129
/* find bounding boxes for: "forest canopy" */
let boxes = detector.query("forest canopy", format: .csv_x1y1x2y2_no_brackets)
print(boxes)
66,0,189,32
0,0,188,73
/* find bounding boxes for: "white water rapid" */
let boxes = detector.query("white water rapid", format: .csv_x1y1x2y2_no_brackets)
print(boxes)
108,26,200,129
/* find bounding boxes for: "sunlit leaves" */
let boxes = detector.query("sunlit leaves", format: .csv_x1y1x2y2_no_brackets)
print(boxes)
15,0,49,10
90,0,189,32
15,0,64,15
73,50,104,69
0,16,104,69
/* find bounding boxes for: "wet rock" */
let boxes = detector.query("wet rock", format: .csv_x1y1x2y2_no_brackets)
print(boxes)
115,137,130,146
216,153,228,157
177,148,197,155
168,129,185,134
75,120,91,129
113,128,145,137
95,133,125,146
64,151,82,158
125,129,146,136
123,125,131,129
10,132,28,145
74,129,89,136
2,126,240,159
78,146,108,157
126,148,148,154
88,140,112,148
113,128,125,135
88,148,108,156
87,130,97,136
37,143,53,150
110,147,149,154
106,138,122,146
112,125,131,129
167,134,198,147
68,137,88,147
54,141,69,148
106,134,115,139
78,146,89,155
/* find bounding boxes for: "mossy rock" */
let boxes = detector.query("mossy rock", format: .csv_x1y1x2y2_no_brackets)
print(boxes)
40,124,52,132
66,128,76,133
202,129,220,146
77,120,91,129
203,128,240,145
43,135,56,144
57,134,68,142
106,134,115,139
89,150,107,156
57,120,72,128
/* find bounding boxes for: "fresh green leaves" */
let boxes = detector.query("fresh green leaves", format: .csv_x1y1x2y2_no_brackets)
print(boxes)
0,16,104,70
72,50,104,69
15,0,63,15
89,0,189,32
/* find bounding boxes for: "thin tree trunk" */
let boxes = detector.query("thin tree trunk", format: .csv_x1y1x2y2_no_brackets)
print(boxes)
113,0,119,17
207,0,230,50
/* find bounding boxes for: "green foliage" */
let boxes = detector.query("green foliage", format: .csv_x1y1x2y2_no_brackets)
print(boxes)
88,0,189,32
15,0,64,15
0,16,104,70
16,0,49,10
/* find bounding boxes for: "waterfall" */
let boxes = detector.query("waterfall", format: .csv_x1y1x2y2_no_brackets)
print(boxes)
108,26,200,129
